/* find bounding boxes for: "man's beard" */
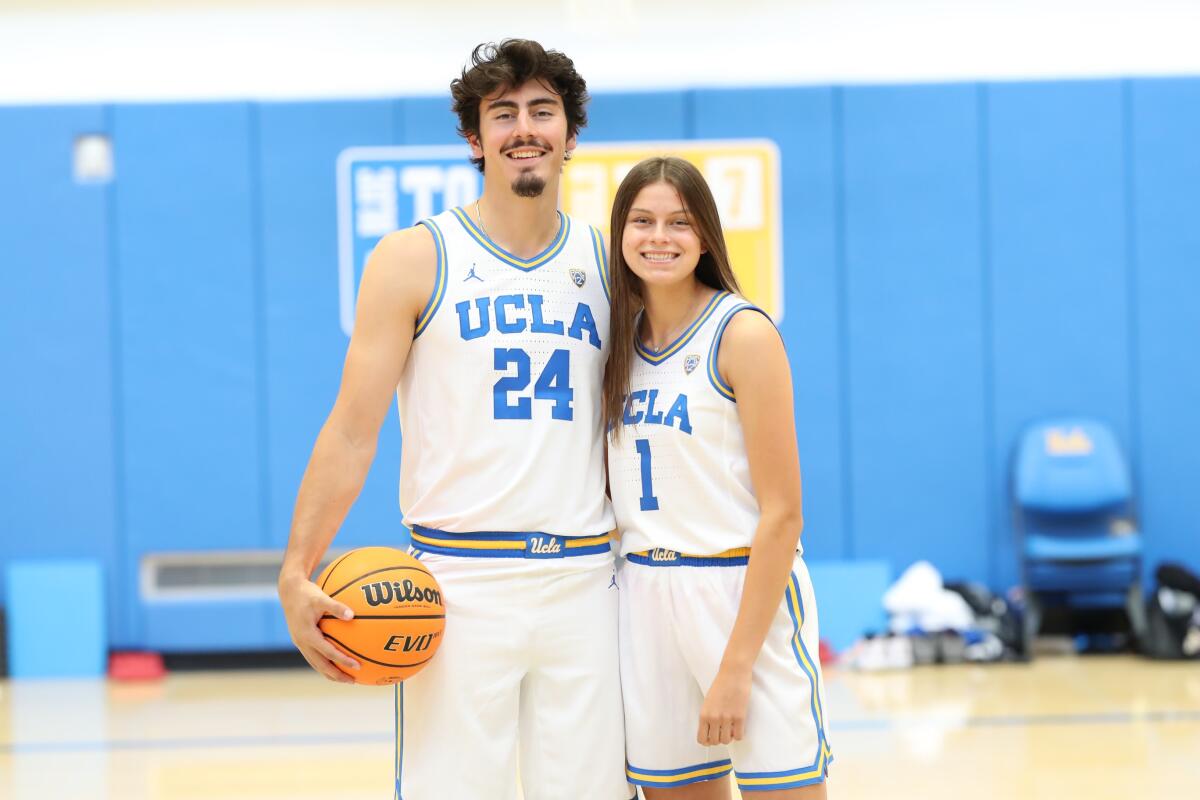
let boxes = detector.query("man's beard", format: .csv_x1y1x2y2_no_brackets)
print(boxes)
511,171,546,198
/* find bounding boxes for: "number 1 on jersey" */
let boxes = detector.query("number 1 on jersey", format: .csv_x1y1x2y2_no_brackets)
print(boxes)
634,438,660,511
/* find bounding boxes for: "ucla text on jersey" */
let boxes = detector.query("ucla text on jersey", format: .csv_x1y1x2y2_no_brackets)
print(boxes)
396,208,615,535
609,292,780,556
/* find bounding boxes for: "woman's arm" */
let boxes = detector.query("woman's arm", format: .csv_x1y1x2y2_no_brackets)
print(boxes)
697,308,803,746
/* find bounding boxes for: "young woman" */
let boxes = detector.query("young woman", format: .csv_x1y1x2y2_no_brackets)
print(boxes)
605,157,832,799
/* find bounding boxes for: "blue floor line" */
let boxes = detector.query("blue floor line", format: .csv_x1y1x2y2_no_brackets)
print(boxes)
1,731,392,755
3,709,1198,755
833,708,1200,732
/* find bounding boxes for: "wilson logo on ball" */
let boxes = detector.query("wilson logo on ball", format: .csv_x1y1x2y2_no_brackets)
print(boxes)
317,547,446,685
360,579,443,607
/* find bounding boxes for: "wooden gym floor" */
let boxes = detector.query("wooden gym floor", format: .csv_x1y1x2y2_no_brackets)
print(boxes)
2,655,1198,799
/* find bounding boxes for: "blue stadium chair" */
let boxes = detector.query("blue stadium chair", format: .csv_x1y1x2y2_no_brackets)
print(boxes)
1012,418,1146,653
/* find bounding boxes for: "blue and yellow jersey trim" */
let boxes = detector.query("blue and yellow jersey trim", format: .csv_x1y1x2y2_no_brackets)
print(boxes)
786,570,830,738
707,303,776,402
734,746,832,792
634,291,730,366
722,568,835,792
625,567,833,792
588,225,611,303
449,206,570,271
409,525,610,559
415,219,448,337
626,546,751,567
626,758,732,788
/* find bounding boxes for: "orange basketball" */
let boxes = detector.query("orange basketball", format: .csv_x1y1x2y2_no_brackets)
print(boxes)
315,546,445,686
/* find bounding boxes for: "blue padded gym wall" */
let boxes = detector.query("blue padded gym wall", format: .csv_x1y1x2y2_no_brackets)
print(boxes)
110,103,265,648
1129,79,1200,582
985,81,1132,591
256,99,402,647
257,99,402,552
692,87,845,562
585,91,689,142
4,77,1200,653
841,84,990,582
0,105,121,638
400,96,460,144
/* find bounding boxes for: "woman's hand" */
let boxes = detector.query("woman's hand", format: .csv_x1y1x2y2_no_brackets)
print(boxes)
697,665,752,746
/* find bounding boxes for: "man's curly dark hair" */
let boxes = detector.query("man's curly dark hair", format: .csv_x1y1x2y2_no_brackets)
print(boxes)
450,39,589,173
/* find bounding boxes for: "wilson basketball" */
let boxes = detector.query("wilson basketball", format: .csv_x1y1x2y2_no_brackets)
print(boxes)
316,547,445,685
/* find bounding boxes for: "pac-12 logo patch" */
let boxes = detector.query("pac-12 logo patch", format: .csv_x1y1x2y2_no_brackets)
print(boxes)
684,354,701,374
569,268,586,287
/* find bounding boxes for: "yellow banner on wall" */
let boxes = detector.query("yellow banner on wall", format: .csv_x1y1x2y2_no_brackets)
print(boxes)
561,140,784,320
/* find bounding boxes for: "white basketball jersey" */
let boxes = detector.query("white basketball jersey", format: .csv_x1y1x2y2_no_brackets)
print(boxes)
609,291,780,556
396,207,615,535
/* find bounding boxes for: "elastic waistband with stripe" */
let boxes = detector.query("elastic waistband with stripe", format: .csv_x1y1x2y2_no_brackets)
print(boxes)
410,525,611,559
626,547,751,567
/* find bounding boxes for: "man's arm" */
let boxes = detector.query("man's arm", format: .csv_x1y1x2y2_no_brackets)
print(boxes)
277,225,437,683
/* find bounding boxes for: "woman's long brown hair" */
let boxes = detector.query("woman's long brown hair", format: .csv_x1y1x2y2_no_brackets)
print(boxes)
603,156,743,438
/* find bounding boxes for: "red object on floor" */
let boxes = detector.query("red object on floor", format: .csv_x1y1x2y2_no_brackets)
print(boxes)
819,639,837,665
108,651,166,681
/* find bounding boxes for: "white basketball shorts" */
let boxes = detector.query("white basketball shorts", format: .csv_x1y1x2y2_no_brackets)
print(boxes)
396,532,634,800
618,550,833,793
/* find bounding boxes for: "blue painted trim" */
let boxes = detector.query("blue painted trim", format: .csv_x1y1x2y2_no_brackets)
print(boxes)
978,83,1001,591
832,87,856,560
1121,79,1142,514
248,106,273,553
103,102,134,643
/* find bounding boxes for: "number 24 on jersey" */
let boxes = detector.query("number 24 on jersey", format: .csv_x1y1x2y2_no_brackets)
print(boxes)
492,347,573,421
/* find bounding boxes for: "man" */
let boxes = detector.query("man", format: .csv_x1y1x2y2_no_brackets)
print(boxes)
277,39,630,800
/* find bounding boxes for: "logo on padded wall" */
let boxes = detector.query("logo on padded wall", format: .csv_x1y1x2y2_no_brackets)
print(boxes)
1044,427,1094,456
337,140,782,338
